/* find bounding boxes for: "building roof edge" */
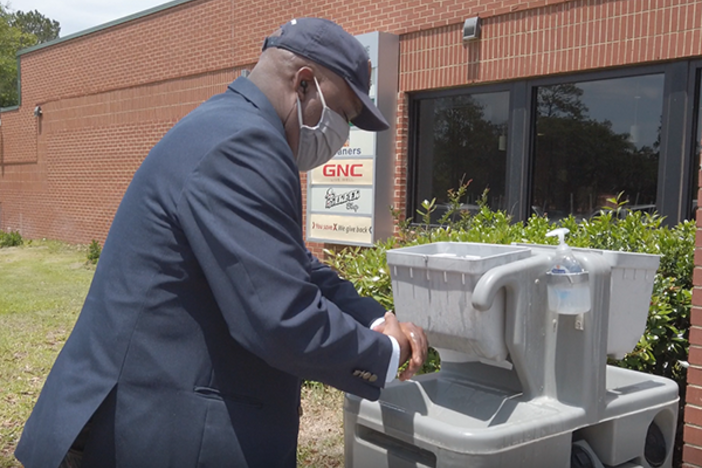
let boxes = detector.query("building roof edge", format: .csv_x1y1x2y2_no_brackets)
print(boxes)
17,0,196,56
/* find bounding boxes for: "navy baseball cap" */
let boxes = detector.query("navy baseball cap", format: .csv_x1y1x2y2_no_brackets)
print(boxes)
262,18,390,132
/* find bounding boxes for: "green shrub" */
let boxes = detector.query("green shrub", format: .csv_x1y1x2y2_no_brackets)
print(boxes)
0,229,23,247
327,189,692,465
87,239,102,265
326,190,692,385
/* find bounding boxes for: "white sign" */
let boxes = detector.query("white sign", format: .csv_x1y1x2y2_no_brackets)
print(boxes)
310,186,374,215
305,31,398,246
310,159,374,185
308,214,373,245
336,128,376,158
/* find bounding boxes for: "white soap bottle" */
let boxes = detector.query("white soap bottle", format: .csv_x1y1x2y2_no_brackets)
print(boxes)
545,228,591,315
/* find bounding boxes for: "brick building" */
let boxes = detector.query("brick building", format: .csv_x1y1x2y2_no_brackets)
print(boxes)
1,0,702,465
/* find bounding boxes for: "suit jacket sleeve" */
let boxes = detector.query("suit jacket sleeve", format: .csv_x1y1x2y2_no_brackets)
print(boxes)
306,251,386,328
176,123,392,400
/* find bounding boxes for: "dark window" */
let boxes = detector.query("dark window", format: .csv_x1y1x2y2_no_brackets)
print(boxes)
691,70,702,219
412,91,509,222
407,62,700,226
531,74,665,221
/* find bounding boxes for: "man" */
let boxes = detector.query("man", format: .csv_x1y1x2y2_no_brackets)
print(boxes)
15,17,428,468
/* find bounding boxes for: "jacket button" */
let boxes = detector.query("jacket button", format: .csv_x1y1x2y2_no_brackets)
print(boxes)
369,374,378,382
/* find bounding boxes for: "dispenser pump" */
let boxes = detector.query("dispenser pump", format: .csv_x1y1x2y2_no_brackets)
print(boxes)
546,228,583,274
545,228,590,315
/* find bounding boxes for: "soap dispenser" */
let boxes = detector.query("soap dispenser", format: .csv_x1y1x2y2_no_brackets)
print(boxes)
545,228,591,315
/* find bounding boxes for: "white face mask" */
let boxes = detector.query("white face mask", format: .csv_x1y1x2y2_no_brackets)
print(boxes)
295,77,350,172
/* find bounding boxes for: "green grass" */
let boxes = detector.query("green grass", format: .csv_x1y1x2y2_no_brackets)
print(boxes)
0,241,345,467
0,241,94,467
297,383,344,467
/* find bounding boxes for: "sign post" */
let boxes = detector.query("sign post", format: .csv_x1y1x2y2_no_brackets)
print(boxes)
306,31,399,246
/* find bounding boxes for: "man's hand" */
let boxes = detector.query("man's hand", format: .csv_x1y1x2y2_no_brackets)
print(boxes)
376,312,428,381
397,320,428,381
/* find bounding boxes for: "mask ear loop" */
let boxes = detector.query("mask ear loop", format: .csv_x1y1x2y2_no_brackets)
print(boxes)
297,76,326,129
313,76,327,107
296,94,304,129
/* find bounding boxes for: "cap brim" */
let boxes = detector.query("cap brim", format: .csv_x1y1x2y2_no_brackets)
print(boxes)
347,79,390,131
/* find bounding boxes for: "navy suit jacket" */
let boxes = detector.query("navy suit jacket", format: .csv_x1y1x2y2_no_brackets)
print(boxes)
15,77,392,468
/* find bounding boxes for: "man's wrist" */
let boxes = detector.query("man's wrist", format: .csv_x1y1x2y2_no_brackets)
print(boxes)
384,335,401,384
370,316,385,330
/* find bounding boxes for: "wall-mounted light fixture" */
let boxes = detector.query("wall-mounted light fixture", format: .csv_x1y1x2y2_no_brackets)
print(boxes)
628,95,640,145
33,106,42,117
463,16,482,43
498,134,507,151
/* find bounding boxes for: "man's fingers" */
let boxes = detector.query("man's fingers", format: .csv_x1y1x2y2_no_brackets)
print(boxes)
398,322,428,381
380,314,429,381
381,311,411,365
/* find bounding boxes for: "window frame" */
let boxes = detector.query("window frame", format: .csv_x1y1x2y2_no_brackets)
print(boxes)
686,61,702,220
526,65,669,222
407,60,700,225
407,82,517,221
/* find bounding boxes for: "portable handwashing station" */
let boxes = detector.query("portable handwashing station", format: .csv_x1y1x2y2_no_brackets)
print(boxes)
344,237,678,468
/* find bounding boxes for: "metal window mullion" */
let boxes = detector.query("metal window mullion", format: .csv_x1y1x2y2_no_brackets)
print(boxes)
657,61,690,225
505,81,530,222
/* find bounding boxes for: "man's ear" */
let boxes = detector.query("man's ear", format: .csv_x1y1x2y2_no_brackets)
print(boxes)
294,67,315,101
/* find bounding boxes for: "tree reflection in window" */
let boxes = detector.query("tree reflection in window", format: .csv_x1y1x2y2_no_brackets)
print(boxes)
415,92,509,223
532,75,663,221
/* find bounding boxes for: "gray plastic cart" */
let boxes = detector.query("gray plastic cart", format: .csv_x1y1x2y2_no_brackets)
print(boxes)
344,242,678,468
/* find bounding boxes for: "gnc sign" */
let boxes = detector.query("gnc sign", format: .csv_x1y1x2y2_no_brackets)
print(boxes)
311,159,374,185
322,163,363,177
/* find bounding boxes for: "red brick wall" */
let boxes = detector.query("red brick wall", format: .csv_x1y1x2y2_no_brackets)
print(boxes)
2,0,702,461
0,0,238,242
4,0,702,243
689,181,702,467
